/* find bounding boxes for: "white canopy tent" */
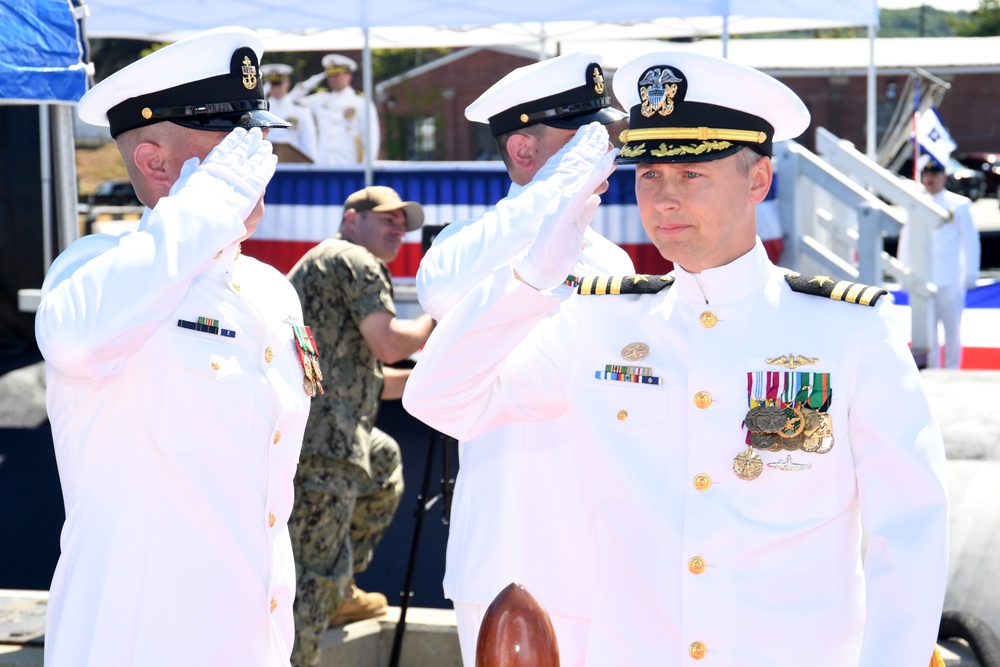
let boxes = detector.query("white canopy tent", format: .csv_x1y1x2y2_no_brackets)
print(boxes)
79,0,881,178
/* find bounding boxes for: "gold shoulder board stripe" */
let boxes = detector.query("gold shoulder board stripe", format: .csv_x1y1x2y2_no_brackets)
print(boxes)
784,273,887,306
578,274,675,296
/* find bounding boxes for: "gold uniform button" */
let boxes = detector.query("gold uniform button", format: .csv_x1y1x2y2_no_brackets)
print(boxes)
210,360,220,371
694,391,712,409
232,281,241,293
699,311,718,328
273,430,282,445
270,596,277,613
689,641,707,660
693,474,712,492
268,512,276,528
265,347,274,364
688,556,706,575
617,409,628,421
213,250,223,260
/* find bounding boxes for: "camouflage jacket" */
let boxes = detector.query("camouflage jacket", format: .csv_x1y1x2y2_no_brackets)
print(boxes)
287,234,395,473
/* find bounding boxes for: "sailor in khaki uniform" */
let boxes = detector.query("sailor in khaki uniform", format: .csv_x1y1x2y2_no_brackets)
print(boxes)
36,27,314,667
300,54,380,166
415,52,632,667
404,51,948,666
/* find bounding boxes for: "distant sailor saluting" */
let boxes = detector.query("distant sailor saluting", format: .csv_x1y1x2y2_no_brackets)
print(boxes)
36,27,315,667
404,50,948,666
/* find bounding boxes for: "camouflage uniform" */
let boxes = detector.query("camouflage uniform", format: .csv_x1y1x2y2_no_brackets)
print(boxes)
286,235,405,667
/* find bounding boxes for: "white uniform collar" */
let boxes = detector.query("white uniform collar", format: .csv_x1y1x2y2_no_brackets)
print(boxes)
671,238,771,306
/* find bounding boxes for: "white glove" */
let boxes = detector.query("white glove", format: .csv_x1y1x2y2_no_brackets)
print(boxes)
290,72,327,102
169,127,276,222
514,123,618,290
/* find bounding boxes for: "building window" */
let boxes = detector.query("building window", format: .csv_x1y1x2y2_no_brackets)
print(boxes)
473,123,500,161
403,116,438,161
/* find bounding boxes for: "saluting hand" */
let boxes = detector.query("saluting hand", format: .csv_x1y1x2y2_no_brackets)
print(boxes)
169,127,277,223
515,123,619,290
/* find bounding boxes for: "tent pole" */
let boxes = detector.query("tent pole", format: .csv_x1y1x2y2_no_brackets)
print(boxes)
52,104,80,254
363,27,374,186
866,23,877,159
39,105,55,270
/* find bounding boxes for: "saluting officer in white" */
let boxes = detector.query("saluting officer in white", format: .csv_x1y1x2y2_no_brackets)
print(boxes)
415,52,633,667
405,51,948,666
898,158,982,369
36,27,314,667
300,54,380,166
262,63,319,163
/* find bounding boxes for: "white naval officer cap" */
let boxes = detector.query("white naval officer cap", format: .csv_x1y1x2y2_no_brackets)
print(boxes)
261,63,294,82
78,26,290,139
465,52,626,137
322,54,357,74
612,51,811,164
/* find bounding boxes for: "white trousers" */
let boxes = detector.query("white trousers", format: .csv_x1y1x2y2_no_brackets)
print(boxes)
929,284,966,369
453,600,591,667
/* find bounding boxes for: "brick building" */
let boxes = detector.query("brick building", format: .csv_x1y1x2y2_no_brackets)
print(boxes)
371,36,1000,163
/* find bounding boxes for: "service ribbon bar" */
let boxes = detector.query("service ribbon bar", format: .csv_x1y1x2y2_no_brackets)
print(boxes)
595,370,663,385
178,317,236,338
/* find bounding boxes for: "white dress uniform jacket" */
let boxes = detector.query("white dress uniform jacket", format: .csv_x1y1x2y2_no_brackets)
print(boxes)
305,87,380,166
267,93,319,163
405,240,949,667
416,181,634,617
36,181,310,667
898,188,982,368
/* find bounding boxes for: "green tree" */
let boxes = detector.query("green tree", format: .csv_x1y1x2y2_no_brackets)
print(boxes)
950,0,1000,36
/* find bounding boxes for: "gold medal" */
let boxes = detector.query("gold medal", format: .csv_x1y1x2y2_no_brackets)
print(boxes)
733,447,763,481
310,356,324,383
750,432,778,450
801,435,821,453
304,378,317,397
780,431,805,451
802,408,823,437
756,404,788,433
779,407,805,439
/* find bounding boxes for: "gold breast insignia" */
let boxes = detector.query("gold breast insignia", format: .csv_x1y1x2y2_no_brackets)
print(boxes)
765,354,819,369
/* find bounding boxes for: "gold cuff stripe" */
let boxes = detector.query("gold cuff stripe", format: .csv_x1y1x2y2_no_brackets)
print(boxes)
620,127,767,145
579,276,595,294
610,276,624,295
830,281,853,301
595,275,610,295
858,285,883,306
844,283,867,304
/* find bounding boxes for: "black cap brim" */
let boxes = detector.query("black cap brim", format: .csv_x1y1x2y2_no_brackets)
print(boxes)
170,107,291,133
544,105,627,130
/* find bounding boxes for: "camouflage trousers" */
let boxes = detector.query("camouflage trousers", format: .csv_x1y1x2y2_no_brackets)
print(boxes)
289,427,404,667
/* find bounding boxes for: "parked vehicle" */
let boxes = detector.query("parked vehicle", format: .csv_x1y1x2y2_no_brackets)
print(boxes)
955,152,1000,202
82,178,141,208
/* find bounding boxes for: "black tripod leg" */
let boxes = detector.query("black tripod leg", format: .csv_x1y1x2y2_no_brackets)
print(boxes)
388,428,441,667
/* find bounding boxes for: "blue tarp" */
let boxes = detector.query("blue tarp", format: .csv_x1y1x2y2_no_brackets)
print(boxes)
0,0,87,103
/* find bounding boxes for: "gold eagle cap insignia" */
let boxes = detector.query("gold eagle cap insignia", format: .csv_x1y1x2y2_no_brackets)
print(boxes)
765,354,819,369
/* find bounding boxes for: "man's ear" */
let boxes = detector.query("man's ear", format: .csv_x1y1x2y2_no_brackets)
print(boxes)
505,133,536,173
748,156,773,205
132,142,171,188
340,209,358,239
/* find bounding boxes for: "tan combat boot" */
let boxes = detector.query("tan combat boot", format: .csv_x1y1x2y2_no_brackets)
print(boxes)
329,582,388,627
